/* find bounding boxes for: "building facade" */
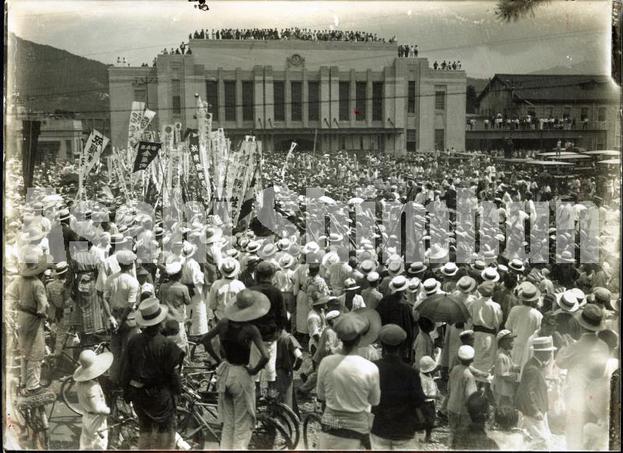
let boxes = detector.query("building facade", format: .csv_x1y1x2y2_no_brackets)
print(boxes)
109,39,466,154
468,74,621,151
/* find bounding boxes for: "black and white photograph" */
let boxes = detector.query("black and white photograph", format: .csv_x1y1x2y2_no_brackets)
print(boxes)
3,0,622,450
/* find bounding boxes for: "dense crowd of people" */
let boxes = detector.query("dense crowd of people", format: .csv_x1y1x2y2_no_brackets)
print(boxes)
433,60,462,71
190,28,396,43
467,114,595,131
4,144,621,450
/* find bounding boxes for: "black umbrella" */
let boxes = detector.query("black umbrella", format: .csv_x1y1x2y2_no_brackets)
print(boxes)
416,293,469,324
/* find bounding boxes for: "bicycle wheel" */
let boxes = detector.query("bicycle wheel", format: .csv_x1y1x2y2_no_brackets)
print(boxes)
176,407,207,449
250,414,294,450
302,413,323,449
60,376,83,416
271,403,300,448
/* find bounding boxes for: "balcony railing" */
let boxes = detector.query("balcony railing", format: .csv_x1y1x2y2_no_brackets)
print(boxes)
465,120,608,131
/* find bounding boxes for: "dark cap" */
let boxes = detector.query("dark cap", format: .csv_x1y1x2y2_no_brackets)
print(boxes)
378,324,407,346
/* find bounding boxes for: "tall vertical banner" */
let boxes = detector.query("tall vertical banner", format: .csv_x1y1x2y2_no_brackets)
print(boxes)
128,101,146,151
21,120,41,194
196,97,213,203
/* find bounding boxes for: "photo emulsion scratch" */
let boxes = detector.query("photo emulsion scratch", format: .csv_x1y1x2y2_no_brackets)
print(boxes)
3,0,621,450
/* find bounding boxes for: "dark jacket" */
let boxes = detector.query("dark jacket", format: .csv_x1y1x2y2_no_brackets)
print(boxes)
376,294,415,358
371,355,427,440
515,357,548,417
250,282,288,342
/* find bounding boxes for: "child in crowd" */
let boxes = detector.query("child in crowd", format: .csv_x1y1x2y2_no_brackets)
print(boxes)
275,321,303,412
419,355,440,443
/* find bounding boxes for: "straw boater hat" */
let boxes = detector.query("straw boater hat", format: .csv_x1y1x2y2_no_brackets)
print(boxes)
407,262,427,276
359,260,376,274
423,278,440,295
344,278,360,291
279,254,296,270
387,260,404,276
518,283,541,305
73,350,113,382
481,267,500,283
246,241,261,253
440,262,458,277
224,290,271,322
302,241,320,255
574,304,606,332
220,258,241,278
54,261,69,276
531,336,557,352
556,290,581,313
389,275,409,293
471,260,486,272
259,243,278,260
366,271,380,283
407,278,421,293
496,329,516,343
182,242,197,259
508,259,525,273
427,243,448,261
456,276,477,294
136,297,169,327
277,238,291,251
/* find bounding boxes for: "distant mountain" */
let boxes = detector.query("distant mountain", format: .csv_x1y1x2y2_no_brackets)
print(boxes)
529,60,609,76
8,33,110,117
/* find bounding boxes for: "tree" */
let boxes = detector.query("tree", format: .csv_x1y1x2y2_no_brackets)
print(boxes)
495,0,550,22
466,85,478,114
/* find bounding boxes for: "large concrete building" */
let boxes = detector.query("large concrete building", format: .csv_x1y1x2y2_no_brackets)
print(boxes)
108,39,466,154
467,74,621,151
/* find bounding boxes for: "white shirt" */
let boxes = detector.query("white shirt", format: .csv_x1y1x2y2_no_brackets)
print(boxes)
208,278,245,319
317,354,381,413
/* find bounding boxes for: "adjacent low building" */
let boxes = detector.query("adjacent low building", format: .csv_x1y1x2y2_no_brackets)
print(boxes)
109,38,466,155
468,74,621,151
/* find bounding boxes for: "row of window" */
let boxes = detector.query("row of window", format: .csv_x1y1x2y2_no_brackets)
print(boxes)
198,80,386,122
405,128,445,152
407,82,447,113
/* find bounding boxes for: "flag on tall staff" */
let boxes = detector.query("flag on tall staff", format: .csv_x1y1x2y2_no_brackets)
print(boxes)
82,129,109,176
128,101,146,150
133,141,161,172
21,120,41,194
280,141,297,179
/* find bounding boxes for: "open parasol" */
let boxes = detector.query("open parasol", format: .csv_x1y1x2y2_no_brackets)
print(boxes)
415,293,470,324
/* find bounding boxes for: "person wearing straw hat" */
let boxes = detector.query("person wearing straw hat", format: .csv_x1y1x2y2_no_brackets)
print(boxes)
316,311,381,449
377,276,415,363
361,271,383,311
180,241,208,337
505,282,543,371
159,261,192,352
369,324,427,449
5,252,50,394
74,350,113,449
469,281,503,379
515,336,557,449
208,258,245,322
120,297,183,449
199,290,270,449
446,345,478,447
274,253,297,332
419,355,441,443
339,278,366,312
491,330,519,409
556,304,610,450
104,249,140,385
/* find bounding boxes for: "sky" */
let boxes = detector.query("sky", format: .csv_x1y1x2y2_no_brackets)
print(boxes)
7,0,613,78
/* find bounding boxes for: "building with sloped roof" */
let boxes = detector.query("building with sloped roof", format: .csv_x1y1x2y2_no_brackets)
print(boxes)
467,74,621,151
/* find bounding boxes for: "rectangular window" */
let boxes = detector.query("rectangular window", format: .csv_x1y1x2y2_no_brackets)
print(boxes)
274,81,285,121
171,79,181,115
408,81,416,113
372,82,383,121
406,129,417,152
355,82,366,121
580,107,589,121
339,81,350,121
546,106,554,117
134,88,146,103
224,81,236,121
434,128,445,150
435,89,446,110
563,107,571,118
598,107,606,122
242,81,254,121
291,81,302,121
308,81,320,121
206,81,219,121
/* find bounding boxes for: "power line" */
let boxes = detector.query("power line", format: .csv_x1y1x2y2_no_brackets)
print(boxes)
6,79,617,117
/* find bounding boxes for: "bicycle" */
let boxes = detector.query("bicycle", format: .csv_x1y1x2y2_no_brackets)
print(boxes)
175,369,300,449
301,394,324,449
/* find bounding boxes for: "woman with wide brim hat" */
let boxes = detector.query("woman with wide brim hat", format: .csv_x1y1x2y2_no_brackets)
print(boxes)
200,290,270,449
6,251,51,394
73,350,114,449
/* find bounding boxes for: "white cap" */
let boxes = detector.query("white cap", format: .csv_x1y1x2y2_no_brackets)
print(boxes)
458,345,475,360
366,271,380,283
326,310,341,321
165,261,182,275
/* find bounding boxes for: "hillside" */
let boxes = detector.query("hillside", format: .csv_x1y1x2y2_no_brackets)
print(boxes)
8,33,110,116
